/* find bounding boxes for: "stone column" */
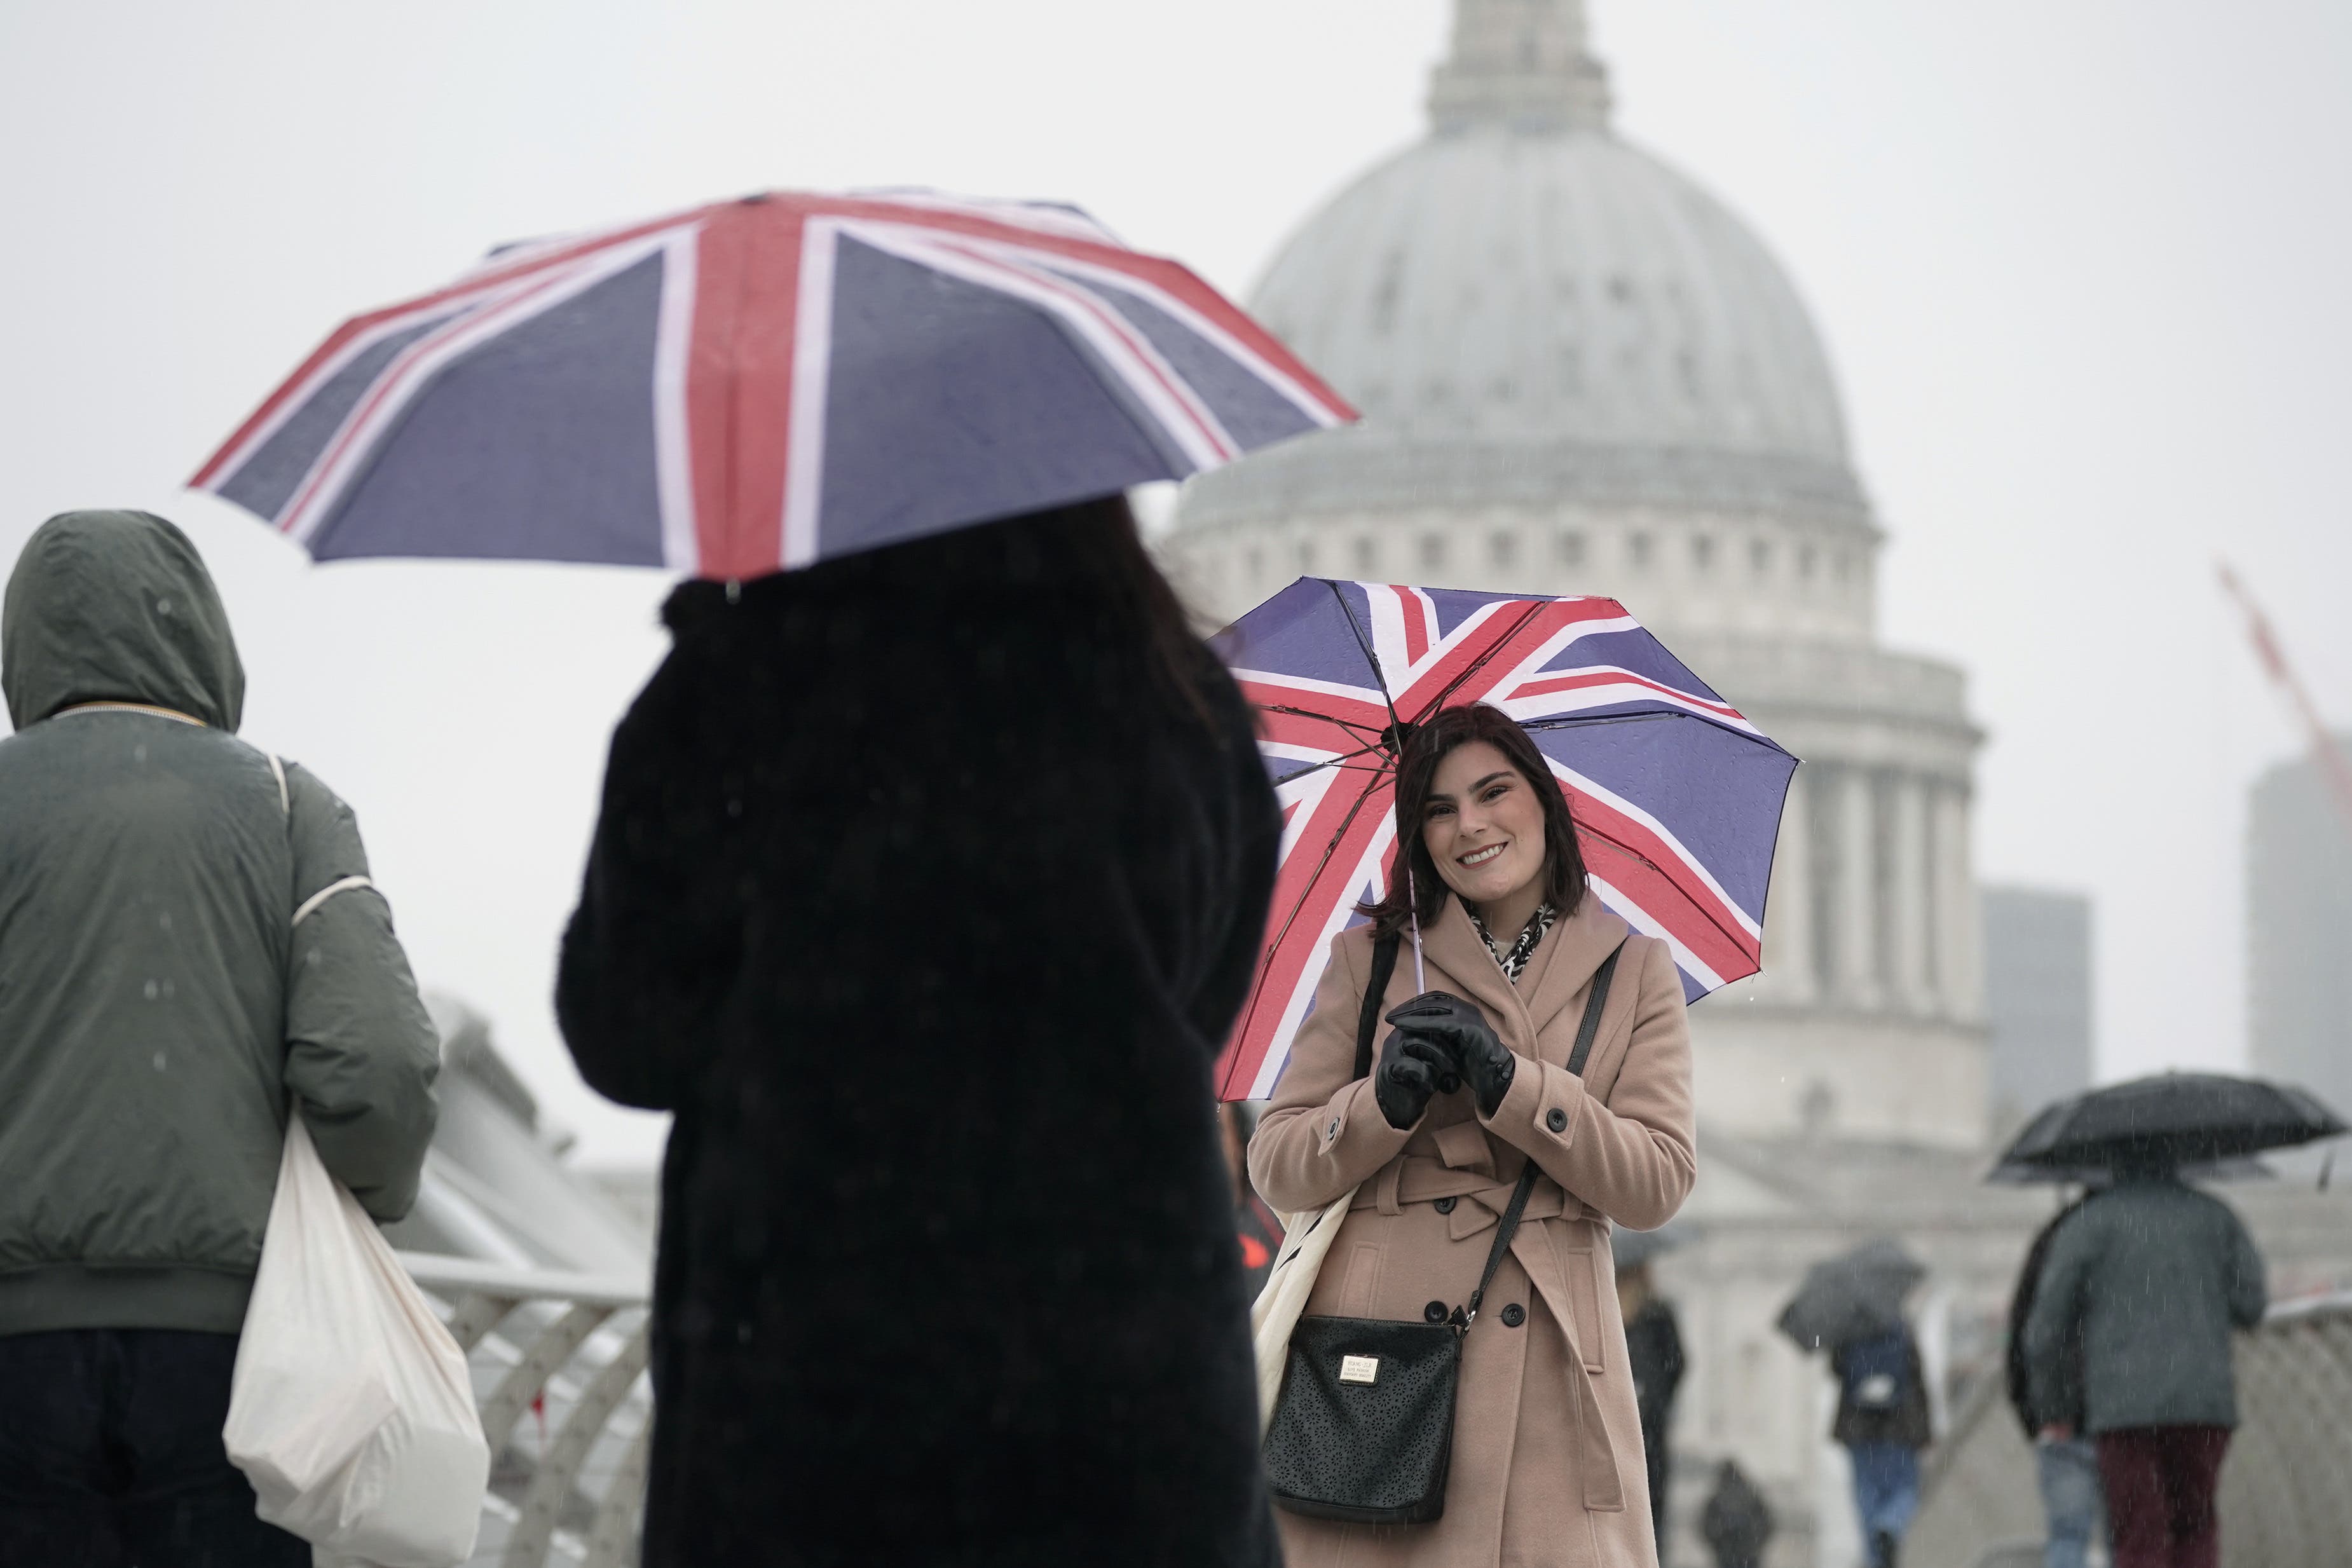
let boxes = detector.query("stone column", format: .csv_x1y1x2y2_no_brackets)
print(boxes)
1835,766,1880,1009
1935,786,1981,1022
1890,774,1932,1014
1761,768,1814,1002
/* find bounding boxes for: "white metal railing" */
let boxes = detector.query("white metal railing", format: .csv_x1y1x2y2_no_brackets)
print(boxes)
396,1252,653,1568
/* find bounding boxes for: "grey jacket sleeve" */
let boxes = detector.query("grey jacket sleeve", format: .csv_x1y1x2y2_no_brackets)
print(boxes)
2224,1209,2269,1329
2022,1213,2093,1428
282,764,441,1221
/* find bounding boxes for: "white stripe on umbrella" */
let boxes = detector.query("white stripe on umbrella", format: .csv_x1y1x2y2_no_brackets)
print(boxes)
777,218,844,571
651,227,704,573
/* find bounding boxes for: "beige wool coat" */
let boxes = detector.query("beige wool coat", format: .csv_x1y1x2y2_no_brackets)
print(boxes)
1248,892,1697,1568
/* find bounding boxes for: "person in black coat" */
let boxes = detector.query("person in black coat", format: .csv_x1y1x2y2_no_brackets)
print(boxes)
556,496,1283,1567
1699,1459,1774,1568
1618,1258,1686,1553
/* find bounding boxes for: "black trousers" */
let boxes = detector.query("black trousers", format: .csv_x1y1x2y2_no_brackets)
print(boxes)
0,1328,310,1568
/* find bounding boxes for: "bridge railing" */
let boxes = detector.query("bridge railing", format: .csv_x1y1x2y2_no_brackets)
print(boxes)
390,1251,653,1568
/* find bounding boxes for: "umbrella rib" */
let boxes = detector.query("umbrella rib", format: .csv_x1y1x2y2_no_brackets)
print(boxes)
1241,771,1395,1038
1408,602,1547,720
1323,580,1406,740
1271,746,1394,787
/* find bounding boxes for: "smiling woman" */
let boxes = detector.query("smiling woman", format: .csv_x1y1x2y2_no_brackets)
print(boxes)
1248,700,1697,1568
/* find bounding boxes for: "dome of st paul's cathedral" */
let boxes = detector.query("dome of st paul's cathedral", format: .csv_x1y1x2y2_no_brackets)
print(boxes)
1173,0,1989,1154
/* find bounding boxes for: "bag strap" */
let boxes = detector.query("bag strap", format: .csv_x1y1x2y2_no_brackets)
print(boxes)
1351,931,1404,1081
1461,938,1628,1331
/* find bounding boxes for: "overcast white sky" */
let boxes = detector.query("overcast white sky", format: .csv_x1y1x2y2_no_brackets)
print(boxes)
4,1,2348,1165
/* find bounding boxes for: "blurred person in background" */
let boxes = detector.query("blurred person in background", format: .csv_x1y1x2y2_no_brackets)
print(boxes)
557,496,1283,1567
0,511,440,1565
1617,1251,1686,1555
1829,1316,1932,1568
2024,1159,2266,1568
2007,1194,2104,1568
1698,1459,1773,1568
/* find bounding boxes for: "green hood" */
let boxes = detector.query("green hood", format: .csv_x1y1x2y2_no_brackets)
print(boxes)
3,510,245,732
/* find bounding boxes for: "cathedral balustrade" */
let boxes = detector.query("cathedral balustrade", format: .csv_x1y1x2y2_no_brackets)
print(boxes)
1905,1290,2352,1568
386,1251,653,1568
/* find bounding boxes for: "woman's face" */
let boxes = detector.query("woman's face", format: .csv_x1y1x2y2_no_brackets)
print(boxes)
1420,740,1549,913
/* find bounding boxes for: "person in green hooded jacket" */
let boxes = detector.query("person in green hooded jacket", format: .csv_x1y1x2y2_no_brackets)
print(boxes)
0,510,441,1565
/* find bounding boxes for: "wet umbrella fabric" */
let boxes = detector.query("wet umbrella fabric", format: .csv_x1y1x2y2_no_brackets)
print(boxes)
1983,1152,2274,1187
1775,1240,1925,1352
1210,578,1797,1101
1995,1072,2345,1171
191,191,1353,580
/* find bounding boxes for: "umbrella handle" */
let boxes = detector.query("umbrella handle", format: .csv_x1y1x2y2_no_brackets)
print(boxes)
1407,865,1426,993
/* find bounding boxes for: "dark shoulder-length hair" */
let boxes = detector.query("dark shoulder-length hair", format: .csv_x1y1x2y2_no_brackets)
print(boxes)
1358,702,1588,939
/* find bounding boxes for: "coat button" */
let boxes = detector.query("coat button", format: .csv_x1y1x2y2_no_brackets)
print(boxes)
1434,1196,1457,1215
1546,1107,1569,1133
1327,1118,1341,1140
1425,1300,1449,1324
1500,1303,1526,1329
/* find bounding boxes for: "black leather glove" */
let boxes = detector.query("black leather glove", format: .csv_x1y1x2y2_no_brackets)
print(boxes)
1372,1021,1459,1130
1386,991,1515,1116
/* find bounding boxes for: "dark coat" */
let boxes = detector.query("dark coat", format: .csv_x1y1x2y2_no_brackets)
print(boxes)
556,514,1282,1568
1699,1459,1773,1568
0,512,437,1338
2006,1197,2092,1436
2023,1175,2267,1433
1829,1328,1932,1450
1625,1295,1686,1454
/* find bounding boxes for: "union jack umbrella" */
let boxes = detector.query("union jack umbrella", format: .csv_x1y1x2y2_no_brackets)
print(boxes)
190,192,1355,577
1214,578,1798,1101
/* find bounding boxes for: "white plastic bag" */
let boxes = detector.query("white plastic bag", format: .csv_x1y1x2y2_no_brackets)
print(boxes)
225,1115,490,1567
1248,1185,1358,1433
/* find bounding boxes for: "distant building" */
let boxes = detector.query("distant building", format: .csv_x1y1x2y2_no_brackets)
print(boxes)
2247,742,2352,1117
1980,885,2094,1135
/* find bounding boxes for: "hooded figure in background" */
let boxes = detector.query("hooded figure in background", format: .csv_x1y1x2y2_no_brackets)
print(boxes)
557,497,1283,1567
0,511,440,1565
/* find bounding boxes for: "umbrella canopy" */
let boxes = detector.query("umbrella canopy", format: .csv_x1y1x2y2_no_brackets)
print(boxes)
1994,1072,2346,1171
1775,1239,1925,1353
191,191,1353,579
1983,1152,2274,1187
1212,578,1797,1101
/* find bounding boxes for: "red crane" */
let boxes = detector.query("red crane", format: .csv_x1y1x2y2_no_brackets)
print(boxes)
2218,561,2352,834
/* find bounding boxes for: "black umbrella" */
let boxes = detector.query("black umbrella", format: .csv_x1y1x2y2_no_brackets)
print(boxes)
1995,1072,2346,1171
1775,1239,1925,1352
1983,1152,2274,1186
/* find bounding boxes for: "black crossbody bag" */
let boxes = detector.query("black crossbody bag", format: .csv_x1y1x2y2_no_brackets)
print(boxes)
1262,934,1626,1526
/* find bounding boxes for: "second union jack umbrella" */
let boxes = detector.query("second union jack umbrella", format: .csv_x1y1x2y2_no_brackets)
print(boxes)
1214,578,1798,1102
190,191,1354,578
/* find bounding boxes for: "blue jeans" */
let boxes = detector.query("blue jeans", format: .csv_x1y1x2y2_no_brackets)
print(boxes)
0,1328,311,1567
1847,1441,1921,1558
2036,1436,2102,1568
